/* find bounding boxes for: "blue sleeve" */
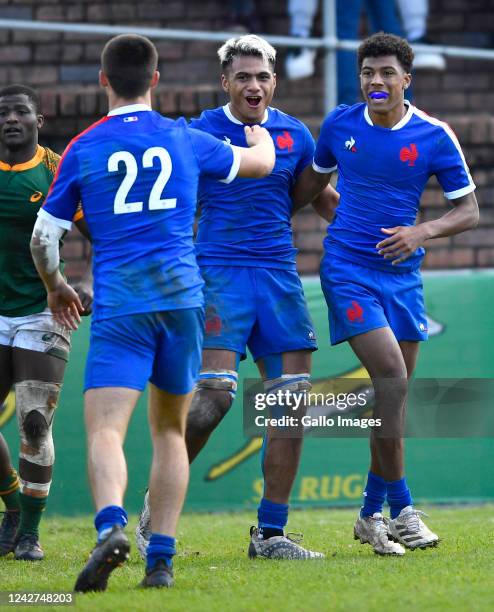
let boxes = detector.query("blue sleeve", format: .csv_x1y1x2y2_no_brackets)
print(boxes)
188,127,240,184
313,112,338,173
430,126,475,200
40,143,81,230
189,116,201,130
294,123,316,180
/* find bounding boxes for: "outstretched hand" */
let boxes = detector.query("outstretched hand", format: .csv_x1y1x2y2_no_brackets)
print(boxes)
47,282,84,330
376,225,428,265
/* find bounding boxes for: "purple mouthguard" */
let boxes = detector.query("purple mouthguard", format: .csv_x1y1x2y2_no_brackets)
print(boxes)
369,91,389,100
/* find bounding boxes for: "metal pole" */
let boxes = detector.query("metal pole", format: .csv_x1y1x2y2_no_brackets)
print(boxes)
323,0,338,114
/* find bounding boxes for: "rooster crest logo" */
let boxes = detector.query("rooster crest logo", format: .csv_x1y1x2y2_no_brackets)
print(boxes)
346,300,364,323
276,131,294,152
400,143,419,166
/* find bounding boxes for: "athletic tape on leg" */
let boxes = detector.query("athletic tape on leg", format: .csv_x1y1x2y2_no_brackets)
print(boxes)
196,370,238,400
15,380,59,470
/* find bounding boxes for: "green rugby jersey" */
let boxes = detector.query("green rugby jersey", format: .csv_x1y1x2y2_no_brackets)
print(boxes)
0,145,63,317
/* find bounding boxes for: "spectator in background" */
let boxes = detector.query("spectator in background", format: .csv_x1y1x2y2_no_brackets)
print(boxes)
287,1,446,103
285,0,405,106
395,0,445,70
285,0,318,80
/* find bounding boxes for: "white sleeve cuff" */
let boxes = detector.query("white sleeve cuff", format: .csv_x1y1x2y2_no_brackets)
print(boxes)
37,207,73,231
444,183,476,200
312,160,337,174
220,145,241,184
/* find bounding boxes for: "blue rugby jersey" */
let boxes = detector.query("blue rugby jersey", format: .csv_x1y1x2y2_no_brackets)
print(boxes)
190,104,315,270
313,101,475,272
39,104,240,321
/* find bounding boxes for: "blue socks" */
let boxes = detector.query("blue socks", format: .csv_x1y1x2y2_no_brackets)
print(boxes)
94,505,128,542
361,472,386,517
146,533,176,571
361,473,413,518
257,497,288,538
387,477,413,519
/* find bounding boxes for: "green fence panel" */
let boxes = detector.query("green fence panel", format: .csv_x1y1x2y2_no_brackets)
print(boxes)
1,271,493,514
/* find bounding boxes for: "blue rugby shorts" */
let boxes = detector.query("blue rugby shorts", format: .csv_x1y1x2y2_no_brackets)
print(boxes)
320,253,428,345
84,307,204,394
199,265,317,361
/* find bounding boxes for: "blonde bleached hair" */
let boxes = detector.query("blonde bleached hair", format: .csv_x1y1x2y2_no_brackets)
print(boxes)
217,35,276,71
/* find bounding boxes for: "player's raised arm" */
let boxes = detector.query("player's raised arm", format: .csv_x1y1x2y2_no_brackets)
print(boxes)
232,124,275,178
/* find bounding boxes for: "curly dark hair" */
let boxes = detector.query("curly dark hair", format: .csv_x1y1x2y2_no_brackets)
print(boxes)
358,33,414,73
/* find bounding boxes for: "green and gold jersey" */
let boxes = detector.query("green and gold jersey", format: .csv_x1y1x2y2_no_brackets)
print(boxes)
0,145,63,317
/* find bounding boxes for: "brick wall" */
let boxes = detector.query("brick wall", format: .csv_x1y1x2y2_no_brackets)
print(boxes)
1,0,492,276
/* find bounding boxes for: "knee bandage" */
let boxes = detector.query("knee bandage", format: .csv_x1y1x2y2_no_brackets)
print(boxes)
15,380,60,494
263,373,311,395
196,370,238,400
263,373,311,418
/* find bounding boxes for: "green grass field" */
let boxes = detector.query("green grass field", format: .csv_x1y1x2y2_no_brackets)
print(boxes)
1,506,493,611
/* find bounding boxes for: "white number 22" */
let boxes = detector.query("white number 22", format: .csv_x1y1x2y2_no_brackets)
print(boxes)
108,146,177,214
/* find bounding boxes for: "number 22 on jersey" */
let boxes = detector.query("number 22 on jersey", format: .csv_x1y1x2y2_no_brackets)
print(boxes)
108,146,177,214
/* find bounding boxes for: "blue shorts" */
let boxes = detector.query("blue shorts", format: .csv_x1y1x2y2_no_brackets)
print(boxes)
200,265,317,361
84,308,204,394
320,254,428,346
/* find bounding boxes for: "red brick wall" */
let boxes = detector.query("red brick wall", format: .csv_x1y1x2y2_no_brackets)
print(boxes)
0,0,491,276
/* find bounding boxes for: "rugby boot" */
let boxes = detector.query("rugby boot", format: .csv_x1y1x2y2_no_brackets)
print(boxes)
74,525,130,592
14,532,44,561
0,510,20,556
135,489,151,560
141,559,174,588
354,513,405,555
248,526,324,559
388,506,439,549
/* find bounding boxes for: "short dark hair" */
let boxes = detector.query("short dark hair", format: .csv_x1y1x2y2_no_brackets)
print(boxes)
0,84,40,113
101,34,158,98
358,33,414,73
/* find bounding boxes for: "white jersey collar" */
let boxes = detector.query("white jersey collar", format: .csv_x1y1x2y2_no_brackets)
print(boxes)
364,99,413,130
222,103,269,125
108,103,152,116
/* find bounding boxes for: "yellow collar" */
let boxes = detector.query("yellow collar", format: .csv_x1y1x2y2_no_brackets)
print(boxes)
0,145,45,171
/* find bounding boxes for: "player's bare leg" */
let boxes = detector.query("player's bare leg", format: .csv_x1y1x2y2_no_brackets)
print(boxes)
349,328,408,481
136,349,238,560
257,350,311,504
249,350,324,559
142,384,193,588
11,347,66,561
74,387,137,592
84,387,138,509
148,384,191,535
0,345,14,481
387,339,437,548
185,349,238,462
350,328,437,552
0,346,20,556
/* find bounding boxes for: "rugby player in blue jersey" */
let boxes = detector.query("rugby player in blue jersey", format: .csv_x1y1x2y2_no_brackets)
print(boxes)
30,34,275,591
293,33,478,555
137,35,339,560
